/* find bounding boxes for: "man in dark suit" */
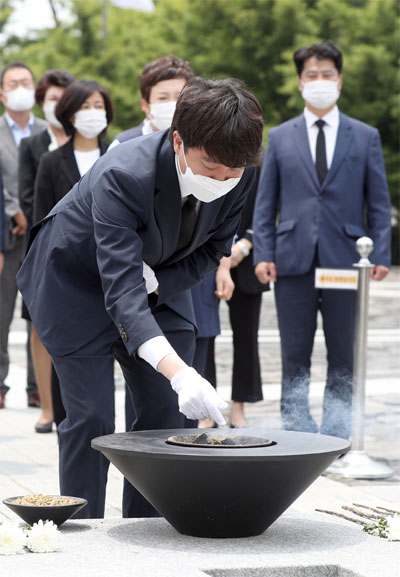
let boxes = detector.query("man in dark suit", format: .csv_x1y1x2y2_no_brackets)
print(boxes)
110,55,195,148
110,55,195,431
17,78,264,518
0,61,46,409
0,165,5,275
253,42,391,439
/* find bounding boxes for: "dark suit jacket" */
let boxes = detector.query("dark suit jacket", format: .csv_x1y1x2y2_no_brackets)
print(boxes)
19,129,51,228
231,168,269,295
115,122,144,144
253,112,392,276
33,138,108,224
17,130,256,358
0,165,5,252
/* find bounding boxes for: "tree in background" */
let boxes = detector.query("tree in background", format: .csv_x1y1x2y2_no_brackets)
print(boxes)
1,0,398,259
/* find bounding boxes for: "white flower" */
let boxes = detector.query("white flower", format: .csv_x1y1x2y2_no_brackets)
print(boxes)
387,514,400,541
0,523,27,555
26,519,60,553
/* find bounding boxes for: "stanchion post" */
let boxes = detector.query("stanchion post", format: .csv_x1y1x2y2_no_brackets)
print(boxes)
351,237,374,450
325,237,393,479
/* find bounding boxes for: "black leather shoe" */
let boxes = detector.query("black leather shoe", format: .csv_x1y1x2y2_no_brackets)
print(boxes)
35,421,53,433
27,392,41,408
0,390,7,409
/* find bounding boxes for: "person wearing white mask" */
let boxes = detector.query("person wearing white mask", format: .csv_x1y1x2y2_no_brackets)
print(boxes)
110,55,198,433
33,79,112,226
29,79,112,422
253,41,392,439
19,69,75,434
109,55,195,148
17,78,264,520
0,61,47,411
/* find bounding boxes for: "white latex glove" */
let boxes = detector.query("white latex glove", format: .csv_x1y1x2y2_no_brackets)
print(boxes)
170,367,228,426
142,261,159,294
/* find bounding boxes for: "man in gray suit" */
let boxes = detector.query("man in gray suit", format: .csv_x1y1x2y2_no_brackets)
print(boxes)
0,61,46,409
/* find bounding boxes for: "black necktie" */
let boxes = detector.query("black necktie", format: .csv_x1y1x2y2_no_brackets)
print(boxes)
176,195,198,251
315,119,327,185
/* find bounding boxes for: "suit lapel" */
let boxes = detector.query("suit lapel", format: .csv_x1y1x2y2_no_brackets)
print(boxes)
187,198,224,249
323,113,353,188
154,140,182,263
292,114,320,190
60,139,81,188
0,115,18,154
31,117,47,136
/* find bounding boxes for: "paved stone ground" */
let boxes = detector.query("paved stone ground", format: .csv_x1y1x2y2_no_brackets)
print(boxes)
1,268,399,522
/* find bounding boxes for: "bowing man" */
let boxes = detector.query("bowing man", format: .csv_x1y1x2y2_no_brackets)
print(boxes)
17,77,264,519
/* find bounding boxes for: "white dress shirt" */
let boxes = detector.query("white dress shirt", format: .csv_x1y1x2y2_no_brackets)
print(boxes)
303,106,340,170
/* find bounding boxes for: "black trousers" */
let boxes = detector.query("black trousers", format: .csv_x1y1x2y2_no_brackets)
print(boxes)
274,265,356,439
192,336,216,388
193,290,264,404
53,306,195,519
228,289,263,403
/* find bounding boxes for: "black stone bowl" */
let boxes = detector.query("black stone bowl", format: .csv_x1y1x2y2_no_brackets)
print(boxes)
92,428,350,538
2,496,87,526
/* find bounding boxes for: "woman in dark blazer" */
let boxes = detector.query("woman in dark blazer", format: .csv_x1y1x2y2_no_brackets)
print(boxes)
34,80,112,223
228,168,269,426
33,79,113,428
19,69,74,433
19,69,74,230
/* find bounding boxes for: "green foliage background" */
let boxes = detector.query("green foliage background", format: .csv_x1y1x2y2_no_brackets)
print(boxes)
1,0,399,259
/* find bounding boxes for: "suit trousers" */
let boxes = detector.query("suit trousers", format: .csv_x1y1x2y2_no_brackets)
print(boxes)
52,306,195,519
0,236,36,393
227,289,264,403
274,265,357,439
192,336,217,388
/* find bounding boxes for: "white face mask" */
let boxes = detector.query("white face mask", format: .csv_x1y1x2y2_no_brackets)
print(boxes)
301,79,340,110
176,144,242,203
73,109,107,139
4,87,35,112
43,101,63,129
149,101,176,131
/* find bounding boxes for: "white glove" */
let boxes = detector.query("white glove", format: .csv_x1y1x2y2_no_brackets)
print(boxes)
170,367,227,426
142,261,159,294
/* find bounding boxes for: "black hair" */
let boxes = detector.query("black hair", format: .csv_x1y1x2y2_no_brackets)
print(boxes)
0,61,35,87
55,79,113,136
35,69,75,106
170,77,264,168
140,55,195,102
293,42,343,76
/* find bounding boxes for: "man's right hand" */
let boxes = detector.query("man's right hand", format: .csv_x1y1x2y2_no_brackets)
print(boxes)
12,210,28,236
255,261,277,283
170,367,227,426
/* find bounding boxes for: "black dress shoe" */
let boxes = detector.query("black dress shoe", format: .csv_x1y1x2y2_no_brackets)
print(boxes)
35,421,53,433
0,390,7,409
27,392,41,408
